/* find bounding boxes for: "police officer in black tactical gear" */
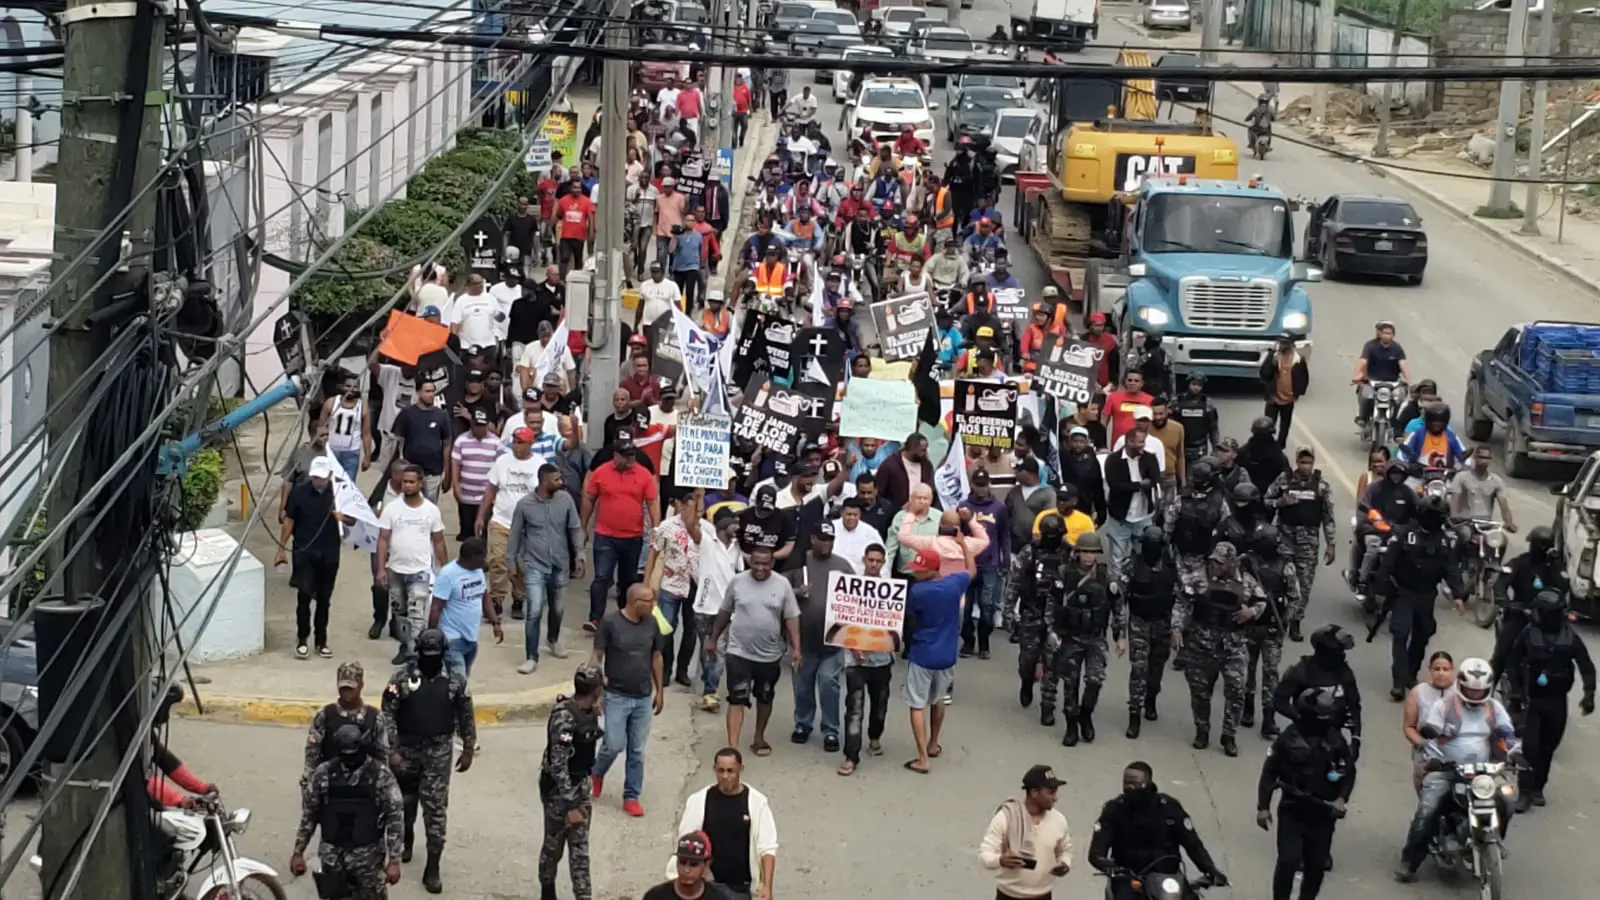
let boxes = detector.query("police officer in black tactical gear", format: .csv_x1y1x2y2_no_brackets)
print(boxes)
1274,625,1363,760
1163,457,1229,578
1489,589,1596,812
1090,761,1228,898
1216,482,1267,549
1372,494,1466,701
1492,525,1567,713
1122,524,1180,738
1013,513,1072,713
1243,524,1298,740
1172,374,1220,468
1256,687,1356,900
292,724,405,898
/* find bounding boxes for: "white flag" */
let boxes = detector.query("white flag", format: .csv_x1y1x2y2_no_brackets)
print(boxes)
935,430,970,510
671,307,722,398
535,319,571,388
704,351,732,416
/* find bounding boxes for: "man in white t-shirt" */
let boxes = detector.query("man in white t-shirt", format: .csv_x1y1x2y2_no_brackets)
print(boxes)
831,499,883,574
657,76,683,123
451,274,501,351
1109,408,1169,474
376,465,448,663
636,261,681,330
489,264,523,343
516,320,576,393
478,428,548,618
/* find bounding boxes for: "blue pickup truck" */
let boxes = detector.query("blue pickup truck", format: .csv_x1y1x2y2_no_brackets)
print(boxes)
1464,321,1600,478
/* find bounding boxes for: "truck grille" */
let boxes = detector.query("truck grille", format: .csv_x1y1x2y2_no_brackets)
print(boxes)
1178,277,1276,331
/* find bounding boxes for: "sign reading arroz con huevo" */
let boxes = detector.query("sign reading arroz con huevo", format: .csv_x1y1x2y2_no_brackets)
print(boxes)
823,570,908,654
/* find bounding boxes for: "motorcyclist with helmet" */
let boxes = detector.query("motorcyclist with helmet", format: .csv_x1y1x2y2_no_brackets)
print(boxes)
1244,93,1276,152
1013,513,1074,713
1090,761,1229,897
148,684,216,811
1257,687,1356,900
1372,494,1467,701
292,723,405,895
1489,589,1595,812
894,124,928,157
1395,378,1439,434
1394,657,1518,883
1172,374,1221,466
1121,525,1180,738
963,217,1004,262
1019,300,1068,373
1352,460,1417,597
867,163,903,216
955,273,1004,341
1274,624,1363,758
1398,403,1468,470
887,215,930,275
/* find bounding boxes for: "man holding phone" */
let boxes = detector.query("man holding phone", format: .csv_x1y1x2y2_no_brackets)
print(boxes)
979,765,1073,899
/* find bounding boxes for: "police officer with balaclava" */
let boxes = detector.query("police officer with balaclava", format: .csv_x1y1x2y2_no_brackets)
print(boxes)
1492,525,1567,713
1371,495,1466,701
1163,457,1229,582
292,724,405,898
1256,687,1356,900
1121,524,1179,738
1090,760,1228,897
1012,513,1072,714
1215,482,1267,550
539,664,606,900
1243,524,1299,740
1489,589,1596,812
383,628,476,893
1274,624,1363,760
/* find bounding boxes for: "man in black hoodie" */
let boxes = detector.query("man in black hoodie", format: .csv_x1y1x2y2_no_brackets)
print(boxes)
1239,417,1290,494
1058,425,1108,525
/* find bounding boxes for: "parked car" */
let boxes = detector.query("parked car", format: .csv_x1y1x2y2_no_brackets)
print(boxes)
1466,322,1600,482
834,44,897,101
1144,0,1193,30
909,26,975,86
0,616,39,787
946,85,1026,141
1303,193,1428,284
988,107,1039,180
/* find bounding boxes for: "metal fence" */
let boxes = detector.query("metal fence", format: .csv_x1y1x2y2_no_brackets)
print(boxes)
1242,0,1432,105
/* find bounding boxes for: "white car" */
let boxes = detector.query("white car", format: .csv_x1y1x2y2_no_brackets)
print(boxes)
846,77,938,150
909,26,975,86
833,45,896,102
988,107,1039,181
810,7,863,38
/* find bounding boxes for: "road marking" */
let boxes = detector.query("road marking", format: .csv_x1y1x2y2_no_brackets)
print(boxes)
1291,417,1358,497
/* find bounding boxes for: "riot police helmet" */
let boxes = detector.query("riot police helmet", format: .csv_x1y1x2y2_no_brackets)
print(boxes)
331,723,366,768
1249,416,1274,438
1230,481,1261,506
1188,459,1216,491
1532,589,1568,623
1074,532,1104,554
416,628,449,658
1527,525,1556,555
1294,686,1342,722
1309,623,1355,656
1253,524,1281,556
1188,372,1208,388
1037,514,1067,546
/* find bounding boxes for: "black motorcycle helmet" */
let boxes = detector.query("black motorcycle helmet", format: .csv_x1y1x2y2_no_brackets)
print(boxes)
1294,686,1342,723
1254,524,1281,557
331,723,367,769
1422,403,1452,431
152,683,185,729
1416,494,1449,529
1037,513,1067,548
1533,589,1568,628
1527,525,1556,556
1250,416,1274,438
1231,481,1261,510
1310,623,1355,657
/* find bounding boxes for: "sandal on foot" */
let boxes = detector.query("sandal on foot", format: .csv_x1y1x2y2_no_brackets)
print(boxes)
751,741,772,757
837,761,855,776
903,760,930,774
928,744,943,758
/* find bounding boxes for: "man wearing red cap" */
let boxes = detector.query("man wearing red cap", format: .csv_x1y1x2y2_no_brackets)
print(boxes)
902,547,973,774
1081,312,1120,389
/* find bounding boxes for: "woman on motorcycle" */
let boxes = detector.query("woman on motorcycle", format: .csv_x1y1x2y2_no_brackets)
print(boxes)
1404,652,1456,792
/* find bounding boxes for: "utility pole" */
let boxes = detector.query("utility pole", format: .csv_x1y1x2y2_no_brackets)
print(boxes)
587,1,628,448
1486,0,1532,214
1310,0,1337,124
39,0,169,897
1200,0,1223,66
1372,0,1409,158
1520,0,1555,234
705,0,730,152
713,0,738,157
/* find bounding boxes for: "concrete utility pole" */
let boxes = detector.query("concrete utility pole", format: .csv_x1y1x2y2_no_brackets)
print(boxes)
1200,0,1223,66
707,0,733,153
39,0,169,896
1310,0,1338,124
587,1,629,449
1372,0,1409,158
1520,0,1556,234
1487,0,1532,214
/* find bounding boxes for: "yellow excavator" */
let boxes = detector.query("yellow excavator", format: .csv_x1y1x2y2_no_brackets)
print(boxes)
1016,50,1237,299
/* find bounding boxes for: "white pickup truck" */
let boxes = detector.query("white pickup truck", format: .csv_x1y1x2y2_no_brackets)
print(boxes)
1551,448,1600,617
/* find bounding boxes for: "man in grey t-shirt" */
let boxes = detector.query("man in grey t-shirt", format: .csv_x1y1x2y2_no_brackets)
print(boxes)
1448,446,1516,528
709,549,800,757
590,585,665,813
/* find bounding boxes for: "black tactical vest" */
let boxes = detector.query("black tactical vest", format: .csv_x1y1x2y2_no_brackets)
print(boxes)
1193,579,1246,628
1275,474,1325,529
1174,494,1224,556
320,765,381,848
318,706,382,765
396,675,456,738
1126,555,1179,621
1524,626,1578,694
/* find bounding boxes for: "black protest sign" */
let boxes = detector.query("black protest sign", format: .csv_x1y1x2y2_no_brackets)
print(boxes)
677,154,708,199
732,307,768,388
645,311,685,387
731,377,809,458
272,312,310,377
760,317,797,382
991,287,1029,324
953,379,1018,451
870,292,935,362
462,216,502,276
794,380,839,442
1033,334,1103,405
793,326,846,386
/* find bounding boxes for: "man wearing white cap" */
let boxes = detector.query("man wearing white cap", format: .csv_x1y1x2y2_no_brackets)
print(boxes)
1109,408,1169,476
275,457,351,659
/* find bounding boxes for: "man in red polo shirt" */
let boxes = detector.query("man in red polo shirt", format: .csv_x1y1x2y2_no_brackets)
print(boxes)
1080,312,1119,389
555,181,597,276
581,431,661,630
1104,371,1155,448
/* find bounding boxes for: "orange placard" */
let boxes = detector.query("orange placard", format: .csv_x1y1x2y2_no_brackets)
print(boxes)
375,311,449,365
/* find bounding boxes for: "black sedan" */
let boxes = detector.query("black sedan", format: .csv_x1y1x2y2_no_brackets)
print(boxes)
1304,194,1429,284
1154,52,1211,105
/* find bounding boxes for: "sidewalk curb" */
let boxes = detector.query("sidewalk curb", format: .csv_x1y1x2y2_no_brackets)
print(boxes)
720,116,779,296
177,684,566,728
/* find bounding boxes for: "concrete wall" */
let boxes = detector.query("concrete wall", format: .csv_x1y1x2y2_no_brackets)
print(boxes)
1437,9,1600,120
0,181,53,590
1243,0,1431,107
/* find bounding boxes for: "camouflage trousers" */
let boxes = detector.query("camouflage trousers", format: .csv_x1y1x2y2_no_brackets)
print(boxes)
1243,627,1284,720
1042,637,1108,715
1171,556,1209,672
317,843,389,900
1126,614,1173,714
1184,623,1250,738
1280,525,1322,623
539,796,592,900
1016,615,1047,685
396,738,453,853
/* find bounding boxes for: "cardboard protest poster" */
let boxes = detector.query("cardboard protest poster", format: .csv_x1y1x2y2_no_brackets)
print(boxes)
824,570,908,653
674,414,732,490
376,311,449,366
731,377,809,458
677,154,708,198
839,378,917,442
793,326,847,386
1033,334,1103,405
952,379,1018,451
646,311,686,387
869,292,935,362
992,287,1029,324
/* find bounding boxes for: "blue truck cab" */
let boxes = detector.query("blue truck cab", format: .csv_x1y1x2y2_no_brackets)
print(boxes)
1092,177,1322,382
1465,321,1600,478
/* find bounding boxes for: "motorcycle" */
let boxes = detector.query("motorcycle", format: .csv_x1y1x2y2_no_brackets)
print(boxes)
1362,380,1407,449
1463,518,1509,628
31,798,284,900
1417,754,1519,900
1098,857,1211,900
1251,128,1272,160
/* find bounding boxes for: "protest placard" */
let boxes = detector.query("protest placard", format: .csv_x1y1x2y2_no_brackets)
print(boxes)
731,378,809,458
646,311,685,387
823,570,908,654
794,326,846,385
760,318,796,381
839,379,917,441
952,379,1018,451
674,414,732,490
869,292,935,361
992,287,1029,324
677,154,708,198
1033,334,1103,404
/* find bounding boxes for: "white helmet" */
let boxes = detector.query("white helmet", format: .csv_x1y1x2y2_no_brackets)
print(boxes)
1456,657,1494,706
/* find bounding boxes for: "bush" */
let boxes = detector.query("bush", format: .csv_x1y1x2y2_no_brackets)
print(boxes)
292,235,409,320
362,199,470,276
8,509,47,612
176,448,225,532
